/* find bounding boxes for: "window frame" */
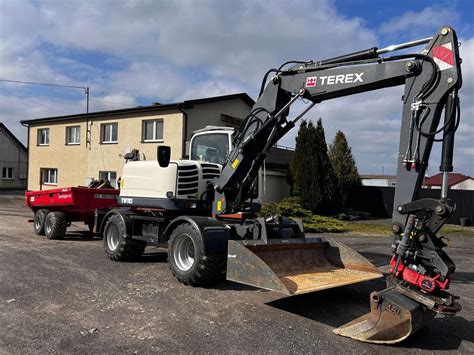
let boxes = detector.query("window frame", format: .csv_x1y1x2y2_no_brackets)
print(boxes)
99,171,117,188
41,168,58,185
100,122,118,144
190,132,231,165
142,119,164,143
2,167,14,180
37,128,50,146
66,125,81,145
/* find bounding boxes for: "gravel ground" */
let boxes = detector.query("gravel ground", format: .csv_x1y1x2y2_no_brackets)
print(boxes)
0,195,473,354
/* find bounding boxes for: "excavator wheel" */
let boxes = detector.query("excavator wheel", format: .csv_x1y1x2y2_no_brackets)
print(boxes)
103,214,145,261
168,223,226,286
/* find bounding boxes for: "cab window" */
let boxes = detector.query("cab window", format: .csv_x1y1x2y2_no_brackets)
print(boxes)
190,133,229,165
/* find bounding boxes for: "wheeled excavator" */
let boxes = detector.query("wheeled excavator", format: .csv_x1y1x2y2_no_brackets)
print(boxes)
98,25,463,344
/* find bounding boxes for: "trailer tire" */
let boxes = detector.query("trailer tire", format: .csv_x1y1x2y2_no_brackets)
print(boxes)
44,212,67,240
34,209,49,235
103,214,145,261
168,223,226,286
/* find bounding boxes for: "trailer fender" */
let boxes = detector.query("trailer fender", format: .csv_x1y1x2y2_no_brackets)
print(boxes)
164,216,230,254
98,208,132,238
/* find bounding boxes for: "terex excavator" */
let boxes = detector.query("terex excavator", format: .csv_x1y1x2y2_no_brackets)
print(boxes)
98,26,462,344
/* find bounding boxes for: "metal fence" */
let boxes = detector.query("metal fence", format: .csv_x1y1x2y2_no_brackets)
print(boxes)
347,186,474,225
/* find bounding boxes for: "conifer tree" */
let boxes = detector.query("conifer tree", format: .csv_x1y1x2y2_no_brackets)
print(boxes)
329,130,361,205
290,119,341,214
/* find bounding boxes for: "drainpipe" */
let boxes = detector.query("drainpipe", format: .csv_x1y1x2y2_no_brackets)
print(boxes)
177,105,188,159
21,122,30,191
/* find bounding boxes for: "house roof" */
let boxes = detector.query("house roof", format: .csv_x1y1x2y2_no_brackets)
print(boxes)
266,146,294,168
424,173,472,187
0,122,27,151
360,175,397,180
20,93,255,125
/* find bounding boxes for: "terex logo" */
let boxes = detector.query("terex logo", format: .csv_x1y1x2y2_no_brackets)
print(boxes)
320,72,364,85
305,72,364,88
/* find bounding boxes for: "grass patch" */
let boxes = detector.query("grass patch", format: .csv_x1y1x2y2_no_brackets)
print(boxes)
340,221,392,236
439,225,474,235
260,197,474,237
261,197,397,235
260,197,347,233
303,215,347,233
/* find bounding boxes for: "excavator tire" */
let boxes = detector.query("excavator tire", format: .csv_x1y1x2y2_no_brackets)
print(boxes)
44,212,67,240
168,223,226,286
34,209,49,235
103,214,145,261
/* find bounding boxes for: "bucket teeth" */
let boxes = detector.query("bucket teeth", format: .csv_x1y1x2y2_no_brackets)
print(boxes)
333,288,435,344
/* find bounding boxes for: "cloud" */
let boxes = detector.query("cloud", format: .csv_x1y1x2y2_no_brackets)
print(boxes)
0,0,472,176
379,6,460,37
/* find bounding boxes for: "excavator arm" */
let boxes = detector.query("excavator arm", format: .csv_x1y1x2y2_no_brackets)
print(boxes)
214,26,461,216
214,26,462,343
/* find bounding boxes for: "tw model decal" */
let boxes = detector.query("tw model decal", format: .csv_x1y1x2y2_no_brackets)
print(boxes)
305,73,364,88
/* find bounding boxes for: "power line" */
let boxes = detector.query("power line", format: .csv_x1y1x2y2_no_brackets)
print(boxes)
0,78,86,90
0,87,69,114
0,78,90,113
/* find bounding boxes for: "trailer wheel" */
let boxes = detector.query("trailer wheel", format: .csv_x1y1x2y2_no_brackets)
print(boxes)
103,214,145,261
44,212,67,240
168,223,226,286
34,209,49,235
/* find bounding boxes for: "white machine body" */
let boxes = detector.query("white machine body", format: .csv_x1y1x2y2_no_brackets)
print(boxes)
119,126,233,203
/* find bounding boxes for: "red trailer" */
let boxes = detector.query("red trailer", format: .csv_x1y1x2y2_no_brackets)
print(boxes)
26,187,119,239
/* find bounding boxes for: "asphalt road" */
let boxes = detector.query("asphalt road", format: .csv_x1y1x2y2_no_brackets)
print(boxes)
0,195,473,353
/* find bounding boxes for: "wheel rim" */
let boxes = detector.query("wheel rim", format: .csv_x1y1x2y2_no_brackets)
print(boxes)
173,234,196,272
106,224,120,251
35,216,41,230
44,217,52,235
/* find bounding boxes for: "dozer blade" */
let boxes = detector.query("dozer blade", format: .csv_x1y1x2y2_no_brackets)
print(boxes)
333,288,435,344
226,238,382,295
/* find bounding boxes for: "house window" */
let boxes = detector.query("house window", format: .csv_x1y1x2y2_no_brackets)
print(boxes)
143,119,163,142
99,171,117,187
38,128,49,146
41,168,58,185
2,167,14,180
66,126,80,145
101,123,118,143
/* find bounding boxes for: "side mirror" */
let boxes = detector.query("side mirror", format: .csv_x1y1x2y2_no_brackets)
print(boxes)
157,145,171,168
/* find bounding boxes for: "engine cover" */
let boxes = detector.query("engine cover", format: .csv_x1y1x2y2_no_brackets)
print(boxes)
120,160,221,200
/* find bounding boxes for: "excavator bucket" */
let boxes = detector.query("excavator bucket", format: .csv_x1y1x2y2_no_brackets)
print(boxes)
333,288,435,344
226,238,382,295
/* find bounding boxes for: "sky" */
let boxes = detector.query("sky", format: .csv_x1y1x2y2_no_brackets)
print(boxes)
0,0,473,176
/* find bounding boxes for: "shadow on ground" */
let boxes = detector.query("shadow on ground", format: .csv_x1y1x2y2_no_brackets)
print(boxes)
267,277,471,351
267,279,386,327
359,251,391,267
451,271,474,284
60,231,100,241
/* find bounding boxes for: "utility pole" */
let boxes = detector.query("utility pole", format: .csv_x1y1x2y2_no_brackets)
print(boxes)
85,87,89,113
0,79,90,114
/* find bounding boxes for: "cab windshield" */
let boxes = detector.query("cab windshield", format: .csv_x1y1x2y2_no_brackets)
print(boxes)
190,133,229,165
